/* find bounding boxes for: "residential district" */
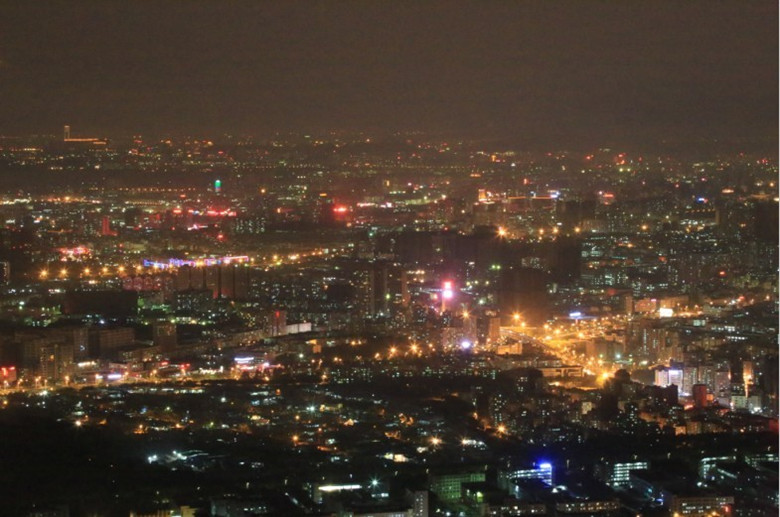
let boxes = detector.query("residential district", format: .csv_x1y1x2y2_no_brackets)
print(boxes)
0,130,776,517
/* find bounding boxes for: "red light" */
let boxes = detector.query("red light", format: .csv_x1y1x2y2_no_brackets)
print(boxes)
442,281,454,300
333,206,348,213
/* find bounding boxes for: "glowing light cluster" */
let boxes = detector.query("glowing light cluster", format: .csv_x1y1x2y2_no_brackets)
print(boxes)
143,255,249,269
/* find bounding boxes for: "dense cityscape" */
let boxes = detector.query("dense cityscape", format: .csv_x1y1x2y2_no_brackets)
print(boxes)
1,0,777,515
0,129,776,516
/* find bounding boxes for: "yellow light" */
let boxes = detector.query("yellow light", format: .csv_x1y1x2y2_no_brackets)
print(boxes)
84,268,90,275
39,269,49,279
497,227,507,237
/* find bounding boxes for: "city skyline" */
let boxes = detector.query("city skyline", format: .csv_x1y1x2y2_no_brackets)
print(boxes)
0,2,776,516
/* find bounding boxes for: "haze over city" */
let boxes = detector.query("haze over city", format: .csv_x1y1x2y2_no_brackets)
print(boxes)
0,1,777,147
0,2,776,517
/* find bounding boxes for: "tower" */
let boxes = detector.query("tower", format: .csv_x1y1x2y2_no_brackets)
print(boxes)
153,321,177,354
64,125,71,140
101,216,112,236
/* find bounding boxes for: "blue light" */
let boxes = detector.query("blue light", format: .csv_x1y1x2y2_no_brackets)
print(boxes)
538,462,552,470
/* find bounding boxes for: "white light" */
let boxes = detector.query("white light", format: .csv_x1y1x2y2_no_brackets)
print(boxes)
319,484,362,492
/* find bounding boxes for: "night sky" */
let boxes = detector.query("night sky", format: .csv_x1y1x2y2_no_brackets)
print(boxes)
0,1,776,145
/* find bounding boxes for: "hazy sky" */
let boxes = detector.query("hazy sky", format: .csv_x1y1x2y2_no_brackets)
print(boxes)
0,1,776,145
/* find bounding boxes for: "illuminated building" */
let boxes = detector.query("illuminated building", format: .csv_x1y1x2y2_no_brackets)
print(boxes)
670,495,734,516
598,460,648,488
61,125,108,148
101,215,112,236
429,469,486,503
0,260,10,284
692,383,708,408
499,462,554,490
554,500,620,514
410,490,428,517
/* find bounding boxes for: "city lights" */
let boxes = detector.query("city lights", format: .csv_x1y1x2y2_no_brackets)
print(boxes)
0,6,773,508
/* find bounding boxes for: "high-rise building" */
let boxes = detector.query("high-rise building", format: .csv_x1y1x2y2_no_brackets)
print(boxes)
153,321,177,354
101,216,112,236
692,384,708,408
0,260,10,284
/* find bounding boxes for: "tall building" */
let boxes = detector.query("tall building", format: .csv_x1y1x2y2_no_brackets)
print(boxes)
411,490,429,517
153,321,177,354
429,469,486,503
101,216,112,236
176,264,250,300
692,384,708,408
0,260,9,284
355,261,394,318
